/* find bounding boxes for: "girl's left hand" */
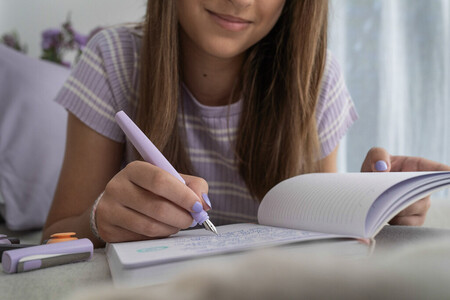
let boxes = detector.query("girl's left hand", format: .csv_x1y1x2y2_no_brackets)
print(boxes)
361,147,450,226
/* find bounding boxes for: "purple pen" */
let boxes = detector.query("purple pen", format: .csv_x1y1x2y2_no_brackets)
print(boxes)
115,110,218,235
2,238,93,273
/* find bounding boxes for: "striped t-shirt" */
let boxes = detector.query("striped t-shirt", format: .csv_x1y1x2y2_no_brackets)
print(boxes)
55,26,358,226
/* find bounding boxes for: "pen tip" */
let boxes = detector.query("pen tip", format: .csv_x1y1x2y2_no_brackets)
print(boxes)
204,219,218,235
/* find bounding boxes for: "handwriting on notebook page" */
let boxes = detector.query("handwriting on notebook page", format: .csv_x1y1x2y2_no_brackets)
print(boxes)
136,224,330,255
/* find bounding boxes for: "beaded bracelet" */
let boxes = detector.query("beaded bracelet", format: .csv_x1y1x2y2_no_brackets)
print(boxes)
90,191,105,241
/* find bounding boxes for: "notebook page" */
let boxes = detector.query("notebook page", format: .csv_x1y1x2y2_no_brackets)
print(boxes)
367,173,450,235
109,223,340,268
258,172,431,237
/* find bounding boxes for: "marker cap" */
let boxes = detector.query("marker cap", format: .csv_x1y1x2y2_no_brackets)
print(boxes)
2,238,93,273
47,232,78,244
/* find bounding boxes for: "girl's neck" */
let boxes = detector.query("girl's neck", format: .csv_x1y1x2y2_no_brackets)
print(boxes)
180,31,244,107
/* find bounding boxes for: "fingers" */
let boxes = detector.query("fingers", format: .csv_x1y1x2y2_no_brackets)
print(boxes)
396,196,431,217
363,147,450,172
361,147,391,172
96,193,182,242
182,174,211,211
390,155,450,172
389,215,426,226
96,160,213,242
101,226,151,243
119,185,195,229
124,161,203,213
389,196,431,226
100,219,178,243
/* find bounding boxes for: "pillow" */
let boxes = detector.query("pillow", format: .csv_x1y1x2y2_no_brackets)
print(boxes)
0,45,70,230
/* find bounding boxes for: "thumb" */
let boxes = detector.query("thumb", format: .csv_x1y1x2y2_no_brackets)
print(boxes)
181,174,211,211
361,147,391,172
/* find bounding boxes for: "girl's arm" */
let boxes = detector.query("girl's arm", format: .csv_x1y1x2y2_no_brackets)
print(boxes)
43,113,210,248
42,113,123,247
320,145,339,173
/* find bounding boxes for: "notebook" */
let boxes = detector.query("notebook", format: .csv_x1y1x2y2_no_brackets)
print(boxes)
106,171,450,287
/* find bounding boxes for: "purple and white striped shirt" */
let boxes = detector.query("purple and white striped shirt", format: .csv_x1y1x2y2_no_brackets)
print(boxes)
55,26,358,225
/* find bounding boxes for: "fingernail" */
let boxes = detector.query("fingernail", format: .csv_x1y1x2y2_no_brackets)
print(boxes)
190,219,198,228
375,160,388,171
202,193,212,209
192,201,203,213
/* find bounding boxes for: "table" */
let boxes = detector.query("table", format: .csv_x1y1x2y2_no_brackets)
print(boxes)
1,226,450,300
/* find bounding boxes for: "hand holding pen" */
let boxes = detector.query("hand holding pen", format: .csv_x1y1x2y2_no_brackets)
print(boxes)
93,111,217,243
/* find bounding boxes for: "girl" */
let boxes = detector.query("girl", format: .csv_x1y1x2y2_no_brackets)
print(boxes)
43,0,447,248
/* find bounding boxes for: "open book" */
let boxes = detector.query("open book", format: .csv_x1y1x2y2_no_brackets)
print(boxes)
106,171,450,287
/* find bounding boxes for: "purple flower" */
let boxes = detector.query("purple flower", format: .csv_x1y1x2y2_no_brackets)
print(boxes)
36,17,104,68
73,32,88,47
42,28,62,39
41,28,62,50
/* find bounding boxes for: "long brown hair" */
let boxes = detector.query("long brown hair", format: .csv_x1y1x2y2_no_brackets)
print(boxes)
137,0,328,201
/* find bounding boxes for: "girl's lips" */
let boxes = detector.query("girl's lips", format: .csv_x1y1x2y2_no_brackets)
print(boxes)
207,10,252,32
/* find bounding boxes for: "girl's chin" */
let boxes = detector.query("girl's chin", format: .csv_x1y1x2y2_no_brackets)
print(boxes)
202,43,249,60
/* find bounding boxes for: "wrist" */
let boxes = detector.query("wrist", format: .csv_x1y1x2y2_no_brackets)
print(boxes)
90,191,105,242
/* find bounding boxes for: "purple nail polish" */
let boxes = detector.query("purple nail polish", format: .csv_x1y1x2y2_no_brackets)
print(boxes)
202,193,212,209
375,160,388,171
192,201,203,213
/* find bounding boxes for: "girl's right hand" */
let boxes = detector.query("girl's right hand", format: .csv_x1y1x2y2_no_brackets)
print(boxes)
95,160,210,243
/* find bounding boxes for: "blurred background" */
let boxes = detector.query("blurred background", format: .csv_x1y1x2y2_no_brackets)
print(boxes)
328,0,449,175
1,0,449,172
0,0,146,58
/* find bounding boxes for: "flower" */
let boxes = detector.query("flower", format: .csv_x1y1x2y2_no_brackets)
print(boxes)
0,31,27,53
41,29,62,50
73,32,88,48
1,14,102,68
39,16,103,68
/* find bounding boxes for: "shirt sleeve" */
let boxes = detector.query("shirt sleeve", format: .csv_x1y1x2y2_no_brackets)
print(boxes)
316,50,359,158
54,27,138,142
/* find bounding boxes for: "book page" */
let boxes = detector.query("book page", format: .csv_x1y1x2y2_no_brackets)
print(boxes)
109,223,340,268
366,172,450,235
258,172,440,237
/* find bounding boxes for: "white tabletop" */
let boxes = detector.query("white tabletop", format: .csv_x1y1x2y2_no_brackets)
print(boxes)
1,225,450,300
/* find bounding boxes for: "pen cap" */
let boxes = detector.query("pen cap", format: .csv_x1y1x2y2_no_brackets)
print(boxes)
0,234,11,245
2,238,93,274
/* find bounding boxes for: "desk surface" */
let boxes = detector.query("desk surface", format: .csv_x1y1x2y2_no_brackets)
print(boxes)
2,226,450,300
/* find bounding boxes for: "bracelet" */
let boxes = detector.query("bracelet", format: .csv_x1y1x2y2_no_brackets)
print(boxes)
90,191,105,241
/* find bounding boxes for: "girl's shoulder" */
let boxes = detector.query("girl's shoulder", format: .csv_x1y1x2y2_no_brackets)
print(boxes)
57,25,142,142
78,24,142,107
318,50,350,108
86,24,142,60
316,50,358,157
322,50,344,87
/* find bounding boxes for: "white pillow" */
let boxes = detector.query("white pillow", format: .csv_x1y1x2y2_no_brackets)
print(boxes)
0,45,70,230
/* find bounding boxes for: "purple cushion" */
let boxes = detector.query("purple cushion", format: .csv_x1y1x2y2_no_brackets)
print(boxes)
0,45,70,230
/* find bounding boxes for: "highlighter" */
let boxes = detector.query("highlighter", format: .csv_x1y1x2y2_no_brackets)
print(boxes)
2,238,93,273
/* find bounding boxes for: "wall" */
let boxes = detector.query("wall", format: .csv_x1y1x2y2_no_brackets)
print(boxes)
0,0,146,58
